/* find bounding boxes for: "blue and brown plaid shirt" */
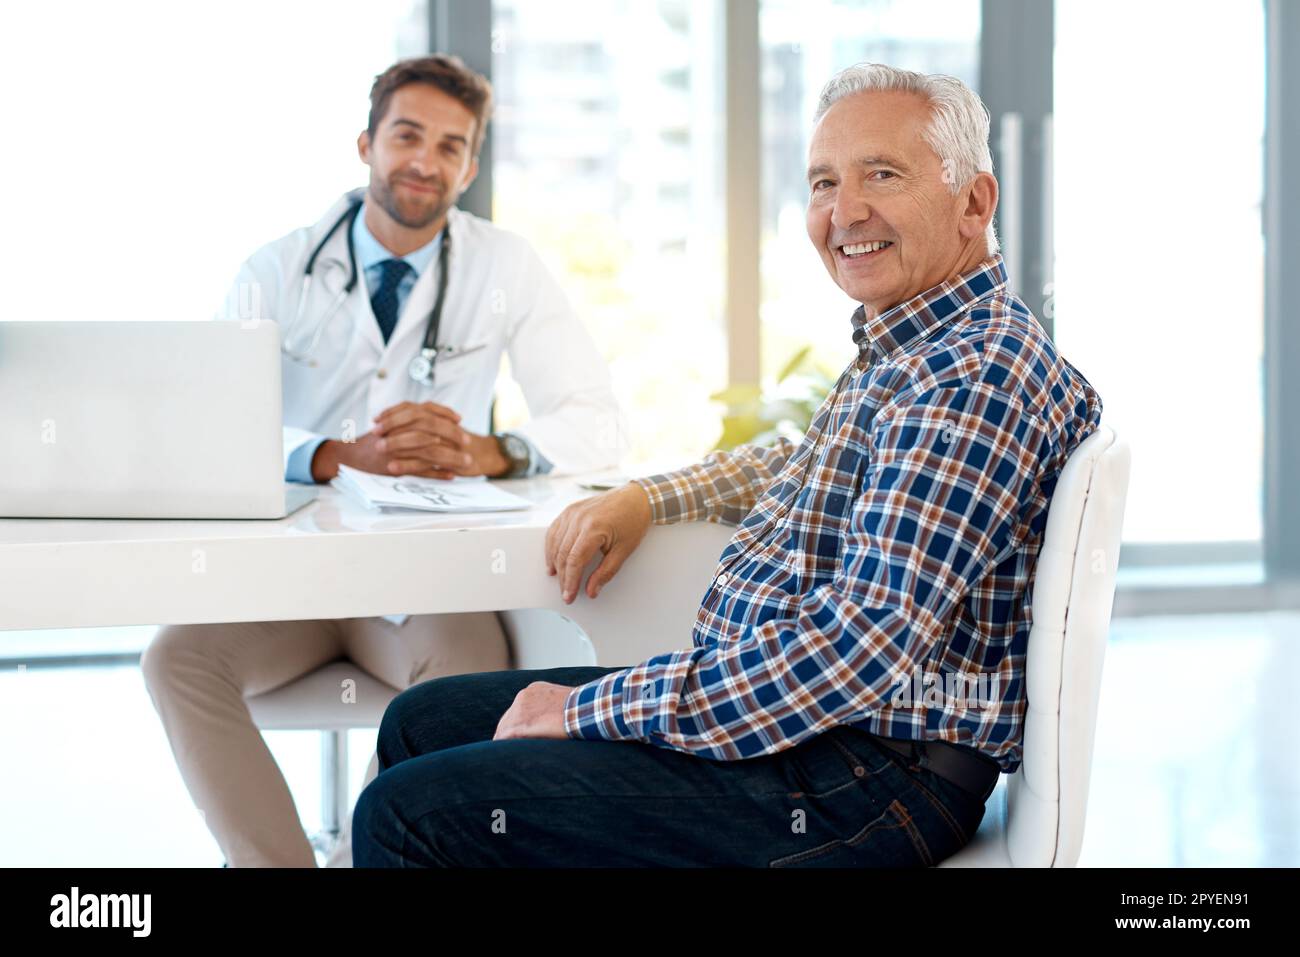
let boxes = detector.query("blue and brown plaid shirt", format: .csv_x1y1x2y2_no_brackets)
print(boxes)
563,254,1102,774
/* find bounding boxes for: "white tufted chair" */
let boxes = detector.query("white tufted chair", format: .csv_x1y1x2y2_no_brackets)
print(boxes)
939,424,1131,867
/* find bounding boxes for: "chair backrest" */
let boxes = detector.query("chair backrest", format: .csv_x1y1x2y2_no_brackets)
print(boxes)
1006,424,1131,867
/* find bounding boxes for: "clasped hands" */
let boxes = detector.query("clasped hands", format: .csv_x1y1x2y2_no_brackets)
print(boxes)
311,400,509,482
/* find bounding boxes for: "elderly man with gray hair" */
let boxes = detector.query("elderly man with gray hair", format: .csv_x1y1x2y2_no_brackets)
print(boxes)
352,63,1102,867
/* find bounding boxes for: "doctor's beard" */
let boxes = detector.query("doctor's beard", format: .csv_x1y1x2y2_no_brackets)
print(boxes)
370,171,453,230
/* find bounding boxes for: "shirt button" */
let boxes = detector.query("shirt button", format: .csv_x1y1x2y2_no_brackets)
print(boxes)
716,573,730,587
853,766,866,778
376,369,388,379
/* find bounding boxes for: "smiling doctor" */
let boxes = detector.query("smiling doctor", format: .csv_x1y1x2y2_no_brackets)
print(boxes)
140,54,627,869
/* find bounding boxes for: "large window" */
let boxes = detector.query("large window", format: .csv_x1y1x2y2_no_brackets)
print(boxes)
1053,0,1267,549
489,0,727,470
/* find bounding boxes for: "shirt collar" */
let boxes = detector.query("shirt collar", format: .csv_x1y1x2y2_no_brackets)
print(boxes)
850,254,1009,362
352,200,444,277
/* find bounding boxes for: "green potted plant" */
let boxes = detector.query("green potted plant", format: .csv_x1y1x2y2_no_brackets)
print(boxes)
710,346,840,451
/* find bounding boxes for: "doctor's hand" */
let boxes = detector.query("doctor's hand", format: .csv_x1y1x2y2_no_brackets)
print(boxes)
545,483,652,604
492,681,573,741
309,432,405,482
371,401,511,479
308,401,479,482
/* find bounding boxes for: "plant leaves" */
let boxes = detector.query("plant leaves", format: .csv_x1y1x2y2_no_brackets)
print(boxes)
776,345,812,383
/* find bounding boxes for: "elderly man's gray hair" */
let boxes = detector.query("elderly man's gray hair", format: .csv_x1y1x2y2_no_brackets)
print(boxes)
814,62,1000,255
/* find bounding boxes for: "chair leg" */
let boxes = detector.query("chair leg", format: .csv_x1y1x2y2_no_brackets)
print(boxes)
309,730,348,860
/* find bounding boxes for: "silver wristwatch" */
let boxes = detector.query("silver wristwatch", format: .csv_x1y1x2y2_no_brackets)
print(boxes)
494,432,531,478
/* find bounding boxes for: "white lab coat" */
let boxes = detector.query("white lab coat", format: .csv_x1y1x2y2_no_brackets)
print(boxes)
219,187,628,477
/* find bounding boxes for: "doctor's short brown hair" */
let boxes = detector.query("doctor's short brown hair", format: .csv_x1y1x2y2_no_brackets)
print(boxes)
367,54,494,156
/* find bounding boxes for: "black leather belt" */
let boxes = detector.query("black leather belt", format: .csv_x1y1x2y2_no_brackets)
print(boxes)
869,734,1000,804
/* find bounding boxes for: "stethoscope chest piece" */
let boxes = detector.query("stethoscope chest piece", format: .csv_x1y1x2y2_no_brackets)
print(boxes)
408,348,437,385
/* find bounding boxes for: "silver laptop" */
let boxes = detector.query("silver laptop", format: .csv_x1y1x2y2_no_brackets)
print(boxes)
0,321,318,519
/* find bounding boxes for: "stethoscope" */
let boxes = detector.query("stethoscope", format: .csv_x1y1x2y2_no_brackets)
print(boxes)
284,197,454,388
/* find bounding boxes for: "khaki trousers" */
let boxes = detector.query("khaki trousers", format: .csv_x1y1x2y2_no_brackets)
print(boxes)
140,612,513,867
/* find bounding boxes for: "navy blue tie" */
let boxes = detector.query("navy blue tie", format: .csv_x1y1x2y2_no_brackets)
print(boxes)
370,259,412,345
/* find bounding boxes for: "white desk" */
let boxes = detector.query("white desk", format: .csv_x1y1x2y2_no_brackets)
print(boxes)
0,477,736,667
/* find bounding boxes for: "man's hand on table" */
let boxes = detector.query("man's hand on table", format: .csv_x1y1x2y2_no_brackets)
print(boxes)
491,484,655,740
544,482,653,604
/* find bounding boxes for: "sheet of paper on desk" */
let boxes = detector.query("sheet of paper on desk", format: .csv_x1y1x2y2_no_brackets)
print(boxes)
331,464,534,513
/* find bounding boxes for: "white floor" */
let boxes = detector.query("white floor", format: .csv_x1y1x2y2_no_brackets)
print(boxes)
1,611,1297,867
1075,610,1299,867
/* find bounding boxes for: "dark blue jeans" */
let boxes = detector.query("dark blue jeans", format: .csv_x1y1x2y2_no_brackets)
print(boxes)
351,666,989,867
